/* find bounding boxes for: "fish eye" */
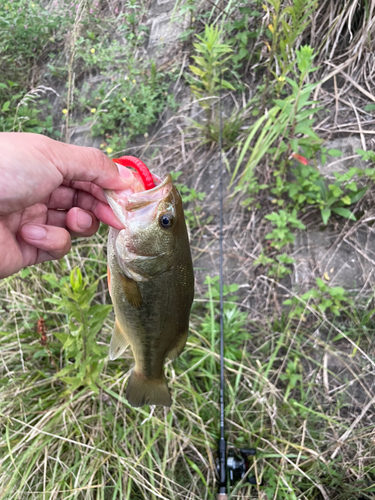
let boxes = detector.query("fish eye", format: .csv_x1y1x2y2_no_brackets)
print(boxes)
159,213,174,229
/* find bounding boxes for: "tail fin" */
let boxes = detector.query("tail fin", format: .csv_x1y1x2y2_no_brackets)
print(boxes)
126,371,172,407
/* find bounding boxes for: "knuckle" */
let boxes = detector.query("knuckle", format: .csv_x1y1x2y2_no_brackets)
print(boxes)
88,148,110,173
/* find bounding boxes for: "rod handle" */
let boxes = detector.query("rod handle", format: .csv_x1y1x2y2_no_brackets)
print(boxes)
217,495,228,500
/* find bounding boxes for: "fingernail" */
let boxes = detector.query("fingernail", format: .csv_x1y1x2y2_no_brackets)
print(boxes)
116,164,134,180
77,211,92,229
22,224,47,240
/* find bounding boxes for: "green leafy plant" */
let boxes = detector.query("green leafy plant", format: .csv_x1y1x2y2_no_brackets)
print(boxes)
0,0,170,146
188,24,244,145
189,24,235,102
355,148,375,182
0,0,70,86
91,77,174,153
204,276,250,361
225,5,262,77
279,356,302,402
73,33,176,152
235,45,372,281
265,209,305,250
231,45,322,188
274,162,368,224
284,278,351,318
264,0,317,96
43,268,112,394
176,0,200,41
171,171,207,228
254,251,295,279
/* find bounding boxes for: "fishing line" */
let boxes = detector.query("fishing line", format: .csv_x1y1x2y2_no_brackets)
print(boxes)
217,72,227,499
215,53,256,500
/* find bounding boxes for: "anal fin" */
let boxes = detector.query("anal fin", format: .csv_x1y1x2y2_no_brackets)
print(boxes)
120,273,143,309
109,319,130,360
167,330,189,360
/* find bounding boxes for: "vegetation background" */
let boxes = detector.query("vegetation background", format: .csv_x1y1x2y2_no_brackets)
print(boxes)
1,0,375,498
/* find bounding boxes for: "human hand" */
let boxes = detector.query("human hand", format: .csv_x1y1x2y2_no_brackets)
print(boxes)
0,132,135,279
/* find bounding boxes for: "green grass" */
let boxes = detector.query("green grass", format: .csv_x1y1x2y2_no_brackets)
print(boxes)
1,243,375,499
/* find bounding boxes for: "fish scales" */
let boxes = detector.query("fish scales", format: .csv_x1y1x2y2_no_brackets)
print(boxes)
105,173,194,407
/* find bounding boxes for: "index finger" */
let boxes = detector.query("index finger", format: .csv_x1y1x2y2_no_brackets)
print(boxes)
41,137,133,190
5,133,131,191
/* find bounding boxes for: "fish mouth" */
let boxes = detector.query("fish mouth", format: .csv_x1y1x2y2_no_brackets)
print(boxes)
104,174,173,228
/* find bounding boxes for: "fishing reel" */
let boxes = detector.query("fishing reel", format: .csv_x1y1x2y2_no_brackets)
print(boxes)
216,444,257,498
226,448,257,485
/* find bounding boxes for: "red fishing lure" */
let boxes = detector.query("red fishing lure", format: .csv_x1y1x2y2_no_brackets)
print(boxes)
112,156,155,190
291,153,308,165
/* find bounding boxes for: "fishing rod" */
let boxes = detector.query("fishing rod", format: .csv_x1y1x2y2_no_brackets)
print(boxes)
215,75,256,500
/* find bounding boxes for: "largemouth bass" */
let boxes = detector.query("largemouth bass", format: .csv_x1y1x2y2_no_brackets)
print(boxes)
105,167,194,407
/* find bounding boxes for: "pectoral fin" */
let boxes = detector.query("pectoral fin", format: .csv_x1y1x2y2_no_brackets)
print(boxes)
167,330,189,360
120,274,143,309
109,319,130,360
107,265,112,297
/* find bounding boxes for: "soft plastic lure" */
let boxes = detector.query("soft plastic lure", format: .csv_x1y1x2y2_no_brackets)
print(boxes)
112,156,155,190
291,152,308,165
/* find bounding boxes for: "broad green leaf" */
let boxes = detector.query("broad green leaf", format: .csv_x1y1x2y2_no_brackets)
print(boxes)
296,90,313,110
45,297,63,305
329,286,346,297
2,101,10,112
221,79,235,90
316,277,326,289
296,107,323,121
346,182,358,191
238,47,249,59
341,195,351,205
321,208,331,225
348,186,368,204
265,212,280,222
294,124,320,140
20,268,31,278
332,207,356,220
327,149,342,157
53,332,69,344
192,56,206,67
285,76,299,93
189,65,205,77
